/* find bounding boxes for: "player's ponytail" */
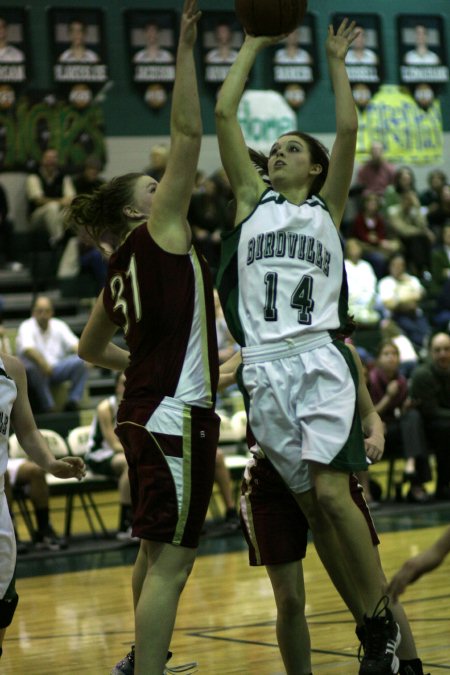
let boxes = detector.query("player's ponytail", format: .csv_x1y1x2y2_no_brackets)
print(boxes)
64,172,143,252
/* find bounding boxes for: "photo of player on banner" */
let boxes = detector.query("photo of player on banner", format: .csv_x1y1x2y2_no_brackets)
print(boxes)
271,13,317,109
201,12,243,85
0,8,28,95
49,7,108,109
125,10,176,109
334,13,383,111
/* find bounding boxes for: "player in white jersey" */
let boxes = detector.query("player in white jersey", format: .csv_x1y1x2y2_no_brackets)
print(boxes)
0,353,84,660
215,19,403,675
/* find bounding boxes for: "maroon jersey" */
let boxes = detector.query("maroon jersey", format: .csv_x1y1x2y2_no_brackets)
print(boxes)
103,224,218,407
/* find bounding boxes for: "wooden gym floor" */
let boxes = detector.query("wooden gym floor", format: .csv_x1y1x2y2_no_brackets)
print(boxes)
3,491,450,674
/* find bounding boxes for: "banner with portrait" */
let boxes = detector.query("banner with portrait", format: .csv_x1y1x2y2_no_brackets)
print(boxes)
125,10,176,109
201,12,244,87
333,13,383,111
48,8,108,110
270,13,318,109
0,7,29,118
356,84,443,165
397,15,449,111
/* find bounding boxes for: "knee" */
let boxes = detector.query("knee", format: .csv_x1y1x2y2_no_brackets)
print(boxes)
275,587,305,619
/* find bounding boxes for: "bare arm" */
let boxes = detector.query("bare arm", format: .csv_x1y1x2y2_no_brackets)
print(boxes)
215,35,274,224
388,526,450,601
78,292,130,371
347,343,384,463
5,354,85,479
320,20,359,228
218,351,242,391
149,0,202,253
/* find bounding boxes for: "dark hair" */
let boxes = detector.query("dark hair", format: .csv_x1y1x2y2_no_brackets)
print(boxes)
64,172,142,251
376,338,399,358
248,131,329,198
393,166,415,194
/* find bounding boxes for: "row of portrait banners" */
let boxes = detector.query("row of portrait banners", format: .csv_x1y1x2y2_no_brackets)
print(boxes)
0,8,448,170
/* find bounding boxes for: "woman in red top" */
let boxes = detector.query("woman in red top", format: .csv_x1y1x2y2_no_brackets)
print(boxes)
369,339,430,502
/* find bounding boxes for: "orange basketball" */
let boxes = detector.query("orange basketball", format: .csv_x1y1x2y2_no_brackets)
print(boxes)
235,0,308,37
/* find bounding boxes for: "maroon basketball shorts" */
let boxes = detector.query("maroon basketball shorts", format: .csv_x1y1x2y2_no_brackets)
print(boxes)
240,455,379,566
116,396,220,548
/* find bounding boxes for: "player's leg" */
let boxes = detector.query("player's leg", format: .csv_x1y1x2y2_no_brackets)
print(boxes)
266,561,312,675
134,540,196,675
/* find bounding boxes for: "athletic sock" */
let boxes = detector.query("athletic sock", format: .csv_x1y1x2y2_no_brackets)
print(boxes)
35,508,50,532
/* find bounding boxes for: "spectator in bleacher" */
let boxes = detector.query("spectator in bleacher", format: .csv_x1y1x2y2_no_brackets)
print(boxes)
0,182,22,271
25,148,76,248
5,457,66,550
344,238,381,326
85,371,134,541
378,253,431,352
420,169,447,214
379,319,418,379
188,173,227,277
429,222,450,330
144,143,169,182
383,166,417,211
57,157,108,293
355,141,396,197
351,191,400,278
386,190,435,279
15,295,88,414
425,183,450,238
368,339,431,503
410,332,450,500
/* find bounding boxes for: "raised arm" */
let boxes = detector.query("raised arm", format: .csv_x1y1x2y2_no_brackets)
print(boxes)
215,35,276,224
320,20,359,228
149,0,203,251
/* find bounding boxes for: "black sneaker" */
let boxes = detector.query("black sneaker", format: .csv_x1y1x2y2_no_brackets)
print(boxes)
111,647,197,675
359,596,401,674
33,526,67,551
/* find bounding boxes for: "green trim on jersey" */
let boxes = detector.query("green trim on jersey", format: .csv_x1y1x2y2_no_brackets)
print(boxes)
329,341,367,472
217,225,246,347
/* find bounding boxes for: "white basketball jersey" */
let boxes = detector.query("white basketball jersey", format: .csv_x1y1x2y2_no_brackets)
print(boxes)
0,357,17,477
219,190,348,347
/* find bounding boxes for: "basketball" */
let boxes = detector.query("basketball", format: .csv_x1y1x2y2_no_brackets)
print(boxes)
235,0,308,37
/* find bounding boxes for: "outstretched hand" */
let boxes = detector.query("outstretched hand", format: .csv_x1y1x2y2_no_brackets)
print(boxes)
179,0,201,48
49,456,86,481
244,31,288,52
326,18,359,61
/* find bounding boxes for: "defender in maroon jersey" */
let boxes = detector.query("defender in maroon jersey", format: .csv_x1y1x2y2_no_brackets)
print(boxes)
65,2,219,674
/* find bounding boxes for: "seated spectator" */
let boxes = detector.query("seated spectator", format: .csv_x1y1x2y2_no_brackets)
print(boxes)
0,182,22,271
351,191,401,277
425,183,450,237
15,295,88,413
355,141,396,197
386,190,435,278
344,238,381,326
25,149,76,247
429,222,450,330
213,448,240,532
144,143,168,182
378,253,431,351
410,332,450,500
420,168,447,212
5,458,66,550
85,372,134,541
383,166,417,211
57,158,107,293
368,339,431,503
379,319,418,379
188,175,227,277
72,156,105,195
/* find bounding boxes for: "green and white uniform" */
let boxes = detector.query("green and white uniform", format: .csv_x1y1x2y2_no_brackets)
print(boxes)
0,357,17,598
217,189,366,493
